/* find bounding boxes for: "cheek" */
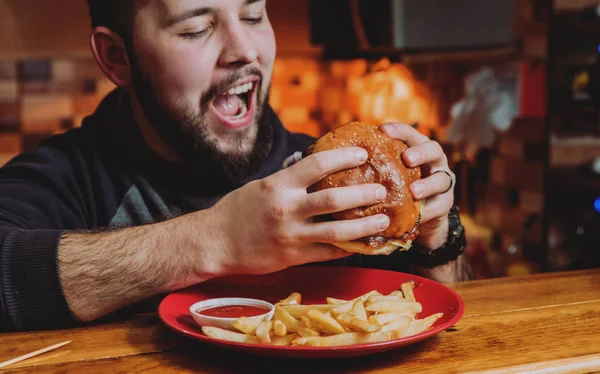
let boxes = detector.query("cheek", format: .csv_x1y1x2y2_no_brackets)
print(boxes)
252,29,276,96
254,28,276,71
142,39,216,98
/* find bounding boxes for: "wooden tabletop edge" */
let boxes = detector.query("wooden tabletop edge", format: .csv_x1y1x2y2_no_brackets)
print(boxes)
0,349,177,372
448,269,599,289
462,298,600,318
463,353,600,374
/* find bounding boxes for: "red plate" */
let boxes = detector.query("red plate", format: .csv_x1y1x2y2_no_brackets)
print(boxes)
158,266,464,358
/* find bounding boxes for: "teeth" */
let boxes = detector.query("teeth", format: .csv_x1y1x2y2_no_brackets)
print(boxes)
229,97,248,119
225,82,254,96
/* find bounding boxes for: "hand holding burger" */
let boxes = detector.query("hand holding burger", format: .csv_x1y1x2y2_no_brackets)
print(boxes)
379,122,455,252
304,122,421,255
302,121,455,255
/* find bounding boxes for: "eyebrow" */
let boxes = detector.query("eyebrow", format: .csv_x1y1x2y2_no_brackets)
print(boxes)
165,0,265,27
165,7,211,27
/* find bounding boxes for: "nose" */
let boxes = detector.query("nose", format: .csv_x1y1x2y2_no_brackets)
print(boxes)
218,21,258,67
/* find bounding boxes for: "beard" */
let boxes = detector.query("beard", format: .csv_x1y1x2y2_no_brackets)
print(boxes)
129,54,274,189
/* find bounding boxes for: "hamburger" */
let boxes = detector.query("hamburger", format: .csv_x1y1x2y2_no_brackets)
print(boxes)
304,122,422,255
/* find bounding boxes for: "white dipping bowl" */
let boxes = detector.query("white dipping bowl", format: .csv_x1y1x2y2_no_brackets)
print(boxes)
189,297,274,331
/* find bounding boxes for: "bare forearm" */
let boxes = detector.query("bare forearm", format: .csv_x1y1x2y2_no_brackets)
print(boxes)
58,214,220,322
416,254,473,283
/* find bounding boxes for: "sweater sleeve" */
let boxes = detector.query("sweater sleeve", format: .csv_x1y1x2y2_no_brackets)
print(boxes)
0,144,89,331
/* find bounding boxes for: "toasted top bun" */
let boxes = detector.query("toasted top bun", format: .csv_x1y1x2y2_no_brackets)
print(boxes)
305,122,421,255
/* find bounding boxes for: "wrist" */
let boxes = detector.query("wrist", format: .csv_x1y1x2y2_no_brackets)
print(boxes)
159,212,224,290
415,216,449,250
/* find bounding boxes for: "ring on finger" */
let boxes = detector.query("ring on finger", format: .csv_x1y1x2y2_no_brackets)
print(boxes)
432,170,453,194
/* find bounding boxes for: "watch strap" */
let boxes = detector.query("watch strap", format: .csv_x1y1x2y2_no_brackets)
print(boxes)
407,206,466,269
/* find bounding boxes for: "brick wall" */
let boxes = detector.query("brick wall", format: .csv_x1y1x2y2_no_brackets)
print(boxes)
473,117,546,272
0,58,116,166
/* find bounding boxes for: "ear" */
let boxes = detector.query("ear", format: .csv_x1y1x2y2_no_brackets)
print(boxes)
90,27,133,88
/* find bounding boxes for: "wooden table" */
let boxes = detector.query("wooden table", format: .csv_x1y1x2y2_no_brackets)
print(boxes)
1,269,599,373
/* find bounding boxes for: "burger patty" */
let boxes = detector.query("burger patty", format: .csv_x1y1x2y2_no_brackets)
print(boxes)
357,213,421,248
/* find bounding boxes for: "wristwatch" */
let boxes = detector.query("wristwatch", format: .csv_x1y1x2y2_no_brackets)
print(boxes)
407,205,466,269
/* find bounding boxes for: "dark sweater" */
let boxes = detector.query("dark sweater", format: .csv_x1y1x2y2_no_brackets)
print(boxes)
0,89,412,332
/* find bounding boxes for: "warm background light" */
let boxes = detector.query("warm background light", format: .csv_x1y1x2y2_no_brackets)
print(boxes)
350,58,439,133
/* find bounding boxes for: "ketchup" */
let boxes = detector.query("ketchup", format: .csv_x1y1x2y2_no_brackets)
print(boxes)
197,305,269,318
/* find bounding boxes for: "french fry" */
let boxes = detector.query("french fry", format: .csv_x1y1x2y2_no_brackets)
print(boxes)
401,281,416,302
271,334,298,346
352,300,368,321
255,321,273,344
281,304,336,318
369,312,410,326
380,316,412,332
306,309,346,335
300,315,313,329
396,313,444,338
202,326,259,344
365,295,404,305
232,317,262,335
292,331,393,347
274,306,319,337
326,297,347,305
201,288,443,348
365,301,422,314
336,313,381,333
273,320,287,337
276,292,302,306
330,291,382,316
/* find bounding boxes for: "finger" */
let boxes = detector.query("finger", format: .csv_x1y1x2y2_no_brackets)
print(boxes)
297,184,387,218
284,147,368,188
299,214,390,244
402,140,447,168
410,170,454,200
379,123,429,147
419,194,453,224
293,243,353,265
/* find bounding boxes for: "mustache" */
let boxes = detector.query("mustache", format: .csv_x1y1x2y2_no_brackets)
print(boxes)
201,67,264,108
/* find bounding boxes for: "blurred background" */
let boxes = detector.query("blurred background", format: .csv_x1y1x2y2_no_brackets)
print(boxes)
0,0,598,279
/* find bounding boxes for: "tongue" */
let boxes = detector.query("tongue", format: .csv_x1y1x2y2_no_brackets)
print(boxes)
213,94,242,117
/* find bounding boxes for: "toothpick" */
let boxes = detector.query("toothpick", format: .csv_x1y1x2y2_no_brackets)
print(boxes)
0,340,72,369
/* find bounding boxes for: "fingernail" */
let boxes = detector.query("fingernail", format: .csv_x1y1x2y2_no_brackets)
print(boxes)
380,124,393,133
406,151,420,165
378,216,390,231
412,182,424,197
356,149,368,162
376,187,387,201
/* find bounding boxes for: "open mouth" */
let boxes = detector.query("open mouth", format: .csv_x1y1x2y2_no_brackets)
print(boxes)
211,79,258,130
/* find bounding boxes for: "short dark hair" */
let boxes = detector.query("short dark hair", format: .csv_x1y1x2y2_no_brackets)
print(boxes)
86,0,136,39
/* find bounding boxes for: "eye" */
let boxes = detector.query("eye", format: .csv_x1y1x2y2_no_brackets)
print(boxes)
179,24,213,40
242,16,263,25
179,31,205,39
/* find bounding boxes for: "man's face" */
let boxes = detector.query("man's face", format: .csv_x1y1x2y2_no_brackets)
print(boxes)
129,0,276,184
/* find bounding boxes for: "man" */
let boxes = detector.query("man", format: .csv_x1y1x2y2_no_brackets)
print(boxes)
0,0,470,332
